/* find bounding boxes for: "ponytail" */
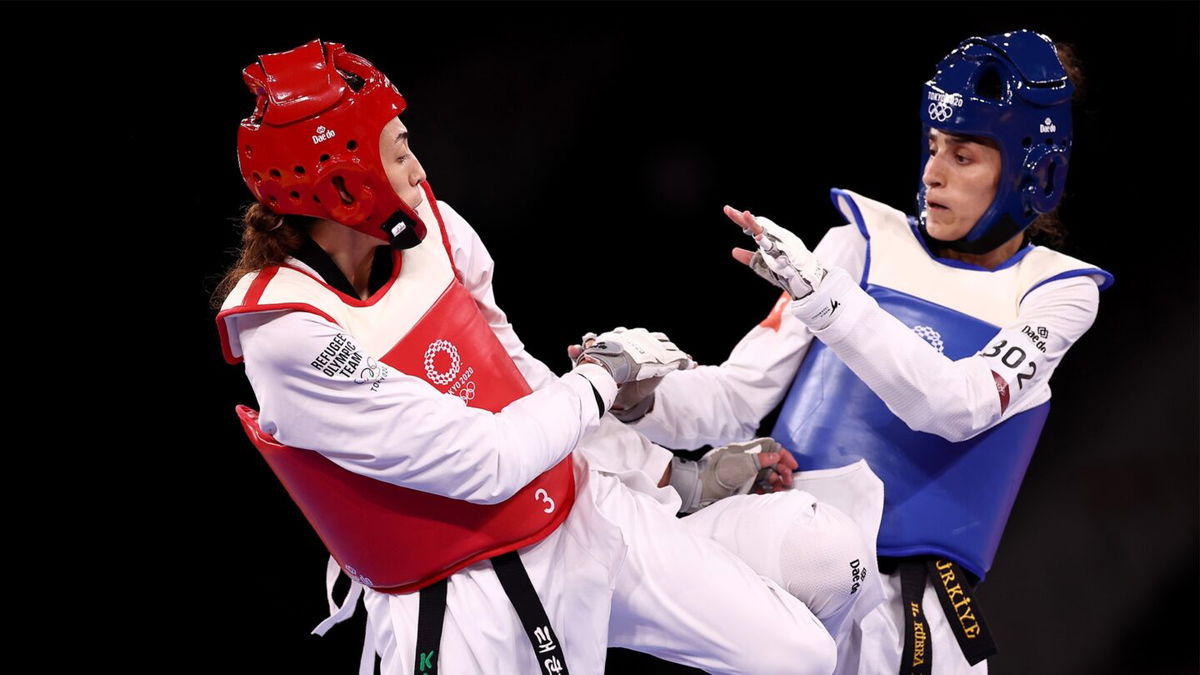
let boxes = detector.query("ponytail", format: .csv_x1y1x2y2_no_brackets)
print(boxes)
210,204,314,309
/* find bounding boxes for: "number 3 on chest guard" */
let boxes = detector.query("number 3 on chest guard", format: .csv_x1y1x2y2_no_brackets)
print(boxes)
534,488,556,514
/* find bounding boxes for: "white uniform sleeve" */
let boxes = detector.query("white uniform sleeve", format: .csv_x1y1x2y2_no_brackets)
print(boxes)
437,201,673,480
437,201,561,391
628,225,866,449
237,309,614,505
805,268,1101,442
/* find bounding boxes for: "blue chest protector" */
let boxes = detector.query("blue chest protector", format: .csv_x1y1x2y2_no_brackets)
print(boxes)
772,288,1048,581
771,189,1110,581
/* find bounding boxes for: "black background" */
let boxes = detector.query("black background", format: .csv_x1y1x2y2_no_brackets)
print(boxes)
71,2,1200,673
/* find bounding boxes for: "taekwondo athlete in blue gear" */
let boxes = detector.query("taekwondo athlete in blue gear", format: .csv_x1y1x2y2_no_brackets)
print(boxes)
607,29,1113,674
771,29,1112,583
747,30,1114,673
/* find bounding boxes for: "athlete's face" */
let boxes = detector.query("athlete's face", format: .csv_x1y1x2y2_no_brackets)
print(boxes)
380,117,428,211
921,129,1001,241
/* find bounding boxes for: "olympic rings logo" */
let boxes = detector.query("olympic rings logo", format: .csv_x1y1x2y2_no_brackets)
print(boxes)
424,339,462,386
928,102,955,122
458,381,477,402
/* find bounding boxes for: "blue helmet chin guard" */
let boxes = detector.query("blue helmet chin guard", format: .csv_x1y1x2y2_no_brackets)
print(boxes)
917,30,1075,254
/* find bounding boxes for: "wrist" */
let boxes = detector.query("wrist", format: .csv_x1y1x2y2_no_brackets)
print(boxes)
667,456,702,514
571,363,618,410
787,266,864,333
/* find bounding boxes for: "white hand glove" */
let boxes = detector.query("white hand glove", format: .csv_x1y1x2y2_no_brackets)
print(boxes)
744,216,828,300
576,327,694,386
670,438,797,514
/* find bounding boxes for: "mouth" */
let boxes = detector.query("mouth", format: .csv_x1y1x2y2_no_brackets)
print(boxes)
927,200,949,211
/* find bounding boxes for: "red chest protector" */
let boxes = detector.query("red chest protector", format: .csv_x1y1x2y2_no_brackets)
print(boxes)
218,190,575,594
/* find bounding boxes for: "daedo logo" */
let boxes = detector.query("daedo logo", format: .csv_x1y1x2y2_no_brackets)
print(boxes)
1021,325,1048,353
849,558,867,595
343,563,373,587
312,125,337,144
1039,117,1057,134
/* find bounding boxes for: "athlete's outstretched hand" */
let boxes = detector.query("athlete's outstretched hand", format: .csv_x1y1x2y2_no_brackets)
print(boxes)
726,205,827,300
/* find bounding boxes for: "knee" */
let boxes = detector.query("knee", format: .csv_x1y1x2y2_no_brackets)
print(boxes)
780,498,874,628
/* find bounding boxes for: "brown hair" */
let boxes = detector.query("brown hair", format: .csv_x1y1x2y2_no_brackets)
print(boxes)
1025,42,1084,249
210,204,315,310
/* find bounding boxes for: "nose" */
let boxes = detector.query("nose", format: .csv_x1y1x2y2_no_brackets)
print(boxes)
922,154,944,190
410,154,427,187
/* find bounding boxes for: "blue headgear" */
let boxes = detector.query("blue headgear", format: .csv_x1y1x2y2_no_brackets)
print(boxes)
917,30,1074,254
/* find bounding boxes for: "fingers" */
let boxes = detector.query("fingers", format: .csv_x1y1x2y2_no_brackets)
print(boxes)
566,344,583,362
778,448,799,471
767,471,783,491
776,462,794,488
756,449,796,491
723,204,763,237
731,247,755,266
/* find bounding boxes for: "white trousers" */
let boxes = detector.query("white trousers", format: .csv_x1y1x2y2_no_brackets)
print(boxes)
361,461,838,675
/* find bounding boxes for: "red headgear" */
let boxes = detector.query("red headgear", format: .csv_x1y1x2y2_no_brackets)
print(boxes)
237,40,426,247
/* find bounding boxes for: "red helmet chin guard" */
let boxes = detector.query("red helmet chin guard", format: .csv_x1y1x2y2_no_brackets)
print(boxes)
237,40,426,247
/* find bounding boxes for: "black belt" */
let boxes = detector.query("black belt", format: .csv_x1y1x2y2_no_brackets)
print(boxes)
896,558,997,675
413,551,570,675
414,577,448,674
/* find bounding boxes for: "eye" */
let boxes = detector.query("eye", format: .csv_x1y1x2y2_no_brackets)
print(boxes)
396,153,410,164
955,153,970,165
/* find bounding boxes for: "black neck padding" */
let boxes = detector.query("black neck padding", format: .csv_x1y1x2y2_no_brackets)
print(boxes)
293,236,394,298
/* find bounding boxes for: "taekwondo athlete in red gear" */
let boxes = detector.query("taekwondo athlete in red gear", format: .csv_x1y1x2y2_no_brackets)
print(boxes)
606,30,1112,675
215,39,879,675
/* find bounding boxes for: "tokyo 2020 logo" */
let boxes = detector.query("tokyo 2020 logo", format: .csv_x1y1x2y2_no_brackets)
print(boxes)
423,339,462,385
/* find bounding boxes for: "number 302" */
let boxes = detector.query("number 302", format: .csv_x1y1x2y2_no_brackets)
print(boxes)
980,339,1037,389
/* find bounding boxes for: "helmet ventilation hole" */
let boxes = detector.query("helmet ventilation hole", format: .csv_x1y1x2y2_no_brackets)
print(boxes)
319,154,330,163
1044,162,1058,196
269,168,281,179
346,140,358,151
252,172,262,184
294,166,305,175
337,69,366,92
290,191,300,201
1022,137,1032,148
974,67,1003,101
313,195,321,203
332,176,355,205
244,145,253,158
1044,137,1055,146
